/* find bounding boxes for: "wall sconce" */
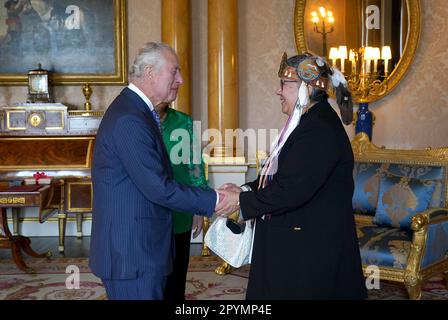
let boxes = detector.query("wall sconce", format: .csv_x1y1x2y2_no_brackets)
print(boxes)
311,6,334,57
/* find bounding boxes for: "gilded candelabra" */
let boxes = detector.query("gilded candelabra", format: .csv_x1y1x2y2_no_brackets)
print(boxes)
329,45,392,140
346,47,389,104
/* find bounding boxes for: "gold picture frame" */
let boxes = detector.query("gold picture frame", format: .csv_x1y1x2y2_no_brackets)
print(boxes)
0,0,127,85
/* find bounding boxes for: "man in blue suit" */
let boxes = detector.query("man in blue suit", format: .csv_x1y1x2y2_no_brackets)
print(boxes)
90,42,238,300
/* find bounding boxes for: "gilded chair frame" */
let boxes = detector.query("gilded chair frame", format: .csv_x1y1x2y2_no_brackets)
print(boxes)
352,133,448,299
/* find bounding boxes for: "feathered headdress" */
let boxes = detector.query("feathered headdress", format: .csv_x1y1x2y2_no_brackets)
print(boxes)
278,52,353,125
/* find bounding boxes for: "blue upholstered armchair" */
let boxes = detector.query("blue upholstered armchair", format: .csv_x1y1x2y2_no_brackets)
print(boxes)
352,133,448,299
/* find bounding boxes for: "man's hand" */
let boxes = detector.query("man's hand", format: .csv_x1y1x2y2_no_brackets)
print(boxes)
215,189,240,217
219,183,242,193
191,215,203,239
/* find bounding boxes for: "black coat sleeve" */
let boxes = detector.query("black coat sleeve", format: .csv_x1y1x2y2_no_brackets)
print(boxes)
242,176,260,191
239,125,340,219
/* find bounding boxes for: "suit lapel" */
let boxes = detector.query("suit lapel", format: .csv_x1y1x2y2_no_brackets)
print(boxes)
121,88,159,131
121,88,173,177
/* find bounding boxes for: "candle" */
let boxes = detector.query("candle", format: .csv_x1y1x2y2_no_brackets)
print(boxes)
364,47,373,74
311,11,319,24
366,59,371,74
319,6,326,18
373,47,381,73
382,46,392,74
338,46,348,73
327,11,334,25
349,49,356,74
329,47,339,66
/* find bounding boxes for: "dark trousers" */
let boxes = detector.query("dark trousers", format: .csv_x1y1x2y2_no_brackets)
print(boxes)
102,274,166,300
164,230,192,301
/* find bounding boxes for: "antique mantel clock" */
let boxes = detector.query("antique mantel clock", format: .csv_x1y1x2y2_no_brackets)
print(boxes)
27,64,53,103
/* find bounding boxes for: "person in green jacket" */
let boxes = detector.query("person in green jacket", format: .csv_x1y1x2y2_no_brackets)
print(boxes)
159,104,208,300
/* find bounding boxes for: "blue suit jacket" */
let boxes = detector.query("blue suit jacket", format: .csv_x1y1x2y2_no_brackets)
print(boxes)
89,88,216,280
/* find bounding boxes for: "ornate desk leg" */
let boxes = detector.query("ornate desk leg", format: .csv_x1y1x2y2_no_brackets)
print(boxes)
58,179,67,253
76,213,83,239
1,208,51,274
215,262,233,275
201,216,211,256
12,207,19,236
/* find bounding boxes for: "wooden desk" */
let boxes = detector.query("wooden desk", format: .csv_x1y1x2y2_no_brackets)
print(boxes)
0,185,52,273
0,136,94,252
0,104,101,253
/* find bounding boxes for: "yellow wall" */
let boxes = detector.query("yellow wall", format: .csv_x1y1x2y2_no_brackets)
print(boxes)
1,0,446,150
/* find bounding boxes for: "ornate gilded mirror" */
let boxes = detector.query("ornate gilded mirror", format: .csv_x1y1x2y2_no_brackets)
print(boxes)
294,0,421,104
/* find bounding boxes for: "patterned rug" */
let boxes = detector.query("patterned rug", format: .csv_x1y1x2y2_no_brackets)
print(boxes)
0,256,447,300
0,257,105,300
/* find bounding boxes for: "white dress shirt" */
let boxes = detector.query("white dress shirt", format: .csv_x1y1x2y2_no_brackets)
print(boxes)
128,83,154,111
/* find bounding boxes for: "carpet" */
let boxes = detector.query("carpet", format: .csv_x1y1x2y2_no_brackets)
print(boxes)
0,256,447,300
0,257,105,300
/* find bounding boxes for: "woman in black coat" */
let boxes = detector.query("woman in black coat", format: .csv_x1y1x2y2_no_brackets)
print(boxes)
222,53,367,300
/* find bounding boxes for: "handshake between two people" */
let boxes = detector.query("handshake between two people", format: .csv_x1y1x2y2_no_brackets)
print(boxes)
214,183,243,217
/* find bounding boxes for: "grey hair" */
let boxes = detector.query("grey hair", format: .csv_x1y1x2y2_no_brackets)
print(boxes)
129,42,177,80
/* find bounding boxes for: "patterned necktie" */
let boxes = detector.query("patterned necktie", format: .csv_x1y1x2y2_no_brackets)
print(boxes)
151,109,162,133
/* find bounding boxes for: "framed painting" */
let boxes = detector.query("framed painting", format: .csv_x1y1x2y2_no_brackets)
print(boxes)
0,0,127,85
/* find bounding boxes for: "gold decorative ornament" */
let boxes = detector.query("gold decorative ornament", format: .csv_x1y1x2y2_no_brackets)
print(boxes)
28,113,43,127
0,197,26,204
82,84,93,111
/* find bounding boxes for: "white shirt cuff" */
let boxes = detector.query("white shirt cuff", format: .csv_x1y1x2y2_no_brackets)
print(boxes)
215,190,220,206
